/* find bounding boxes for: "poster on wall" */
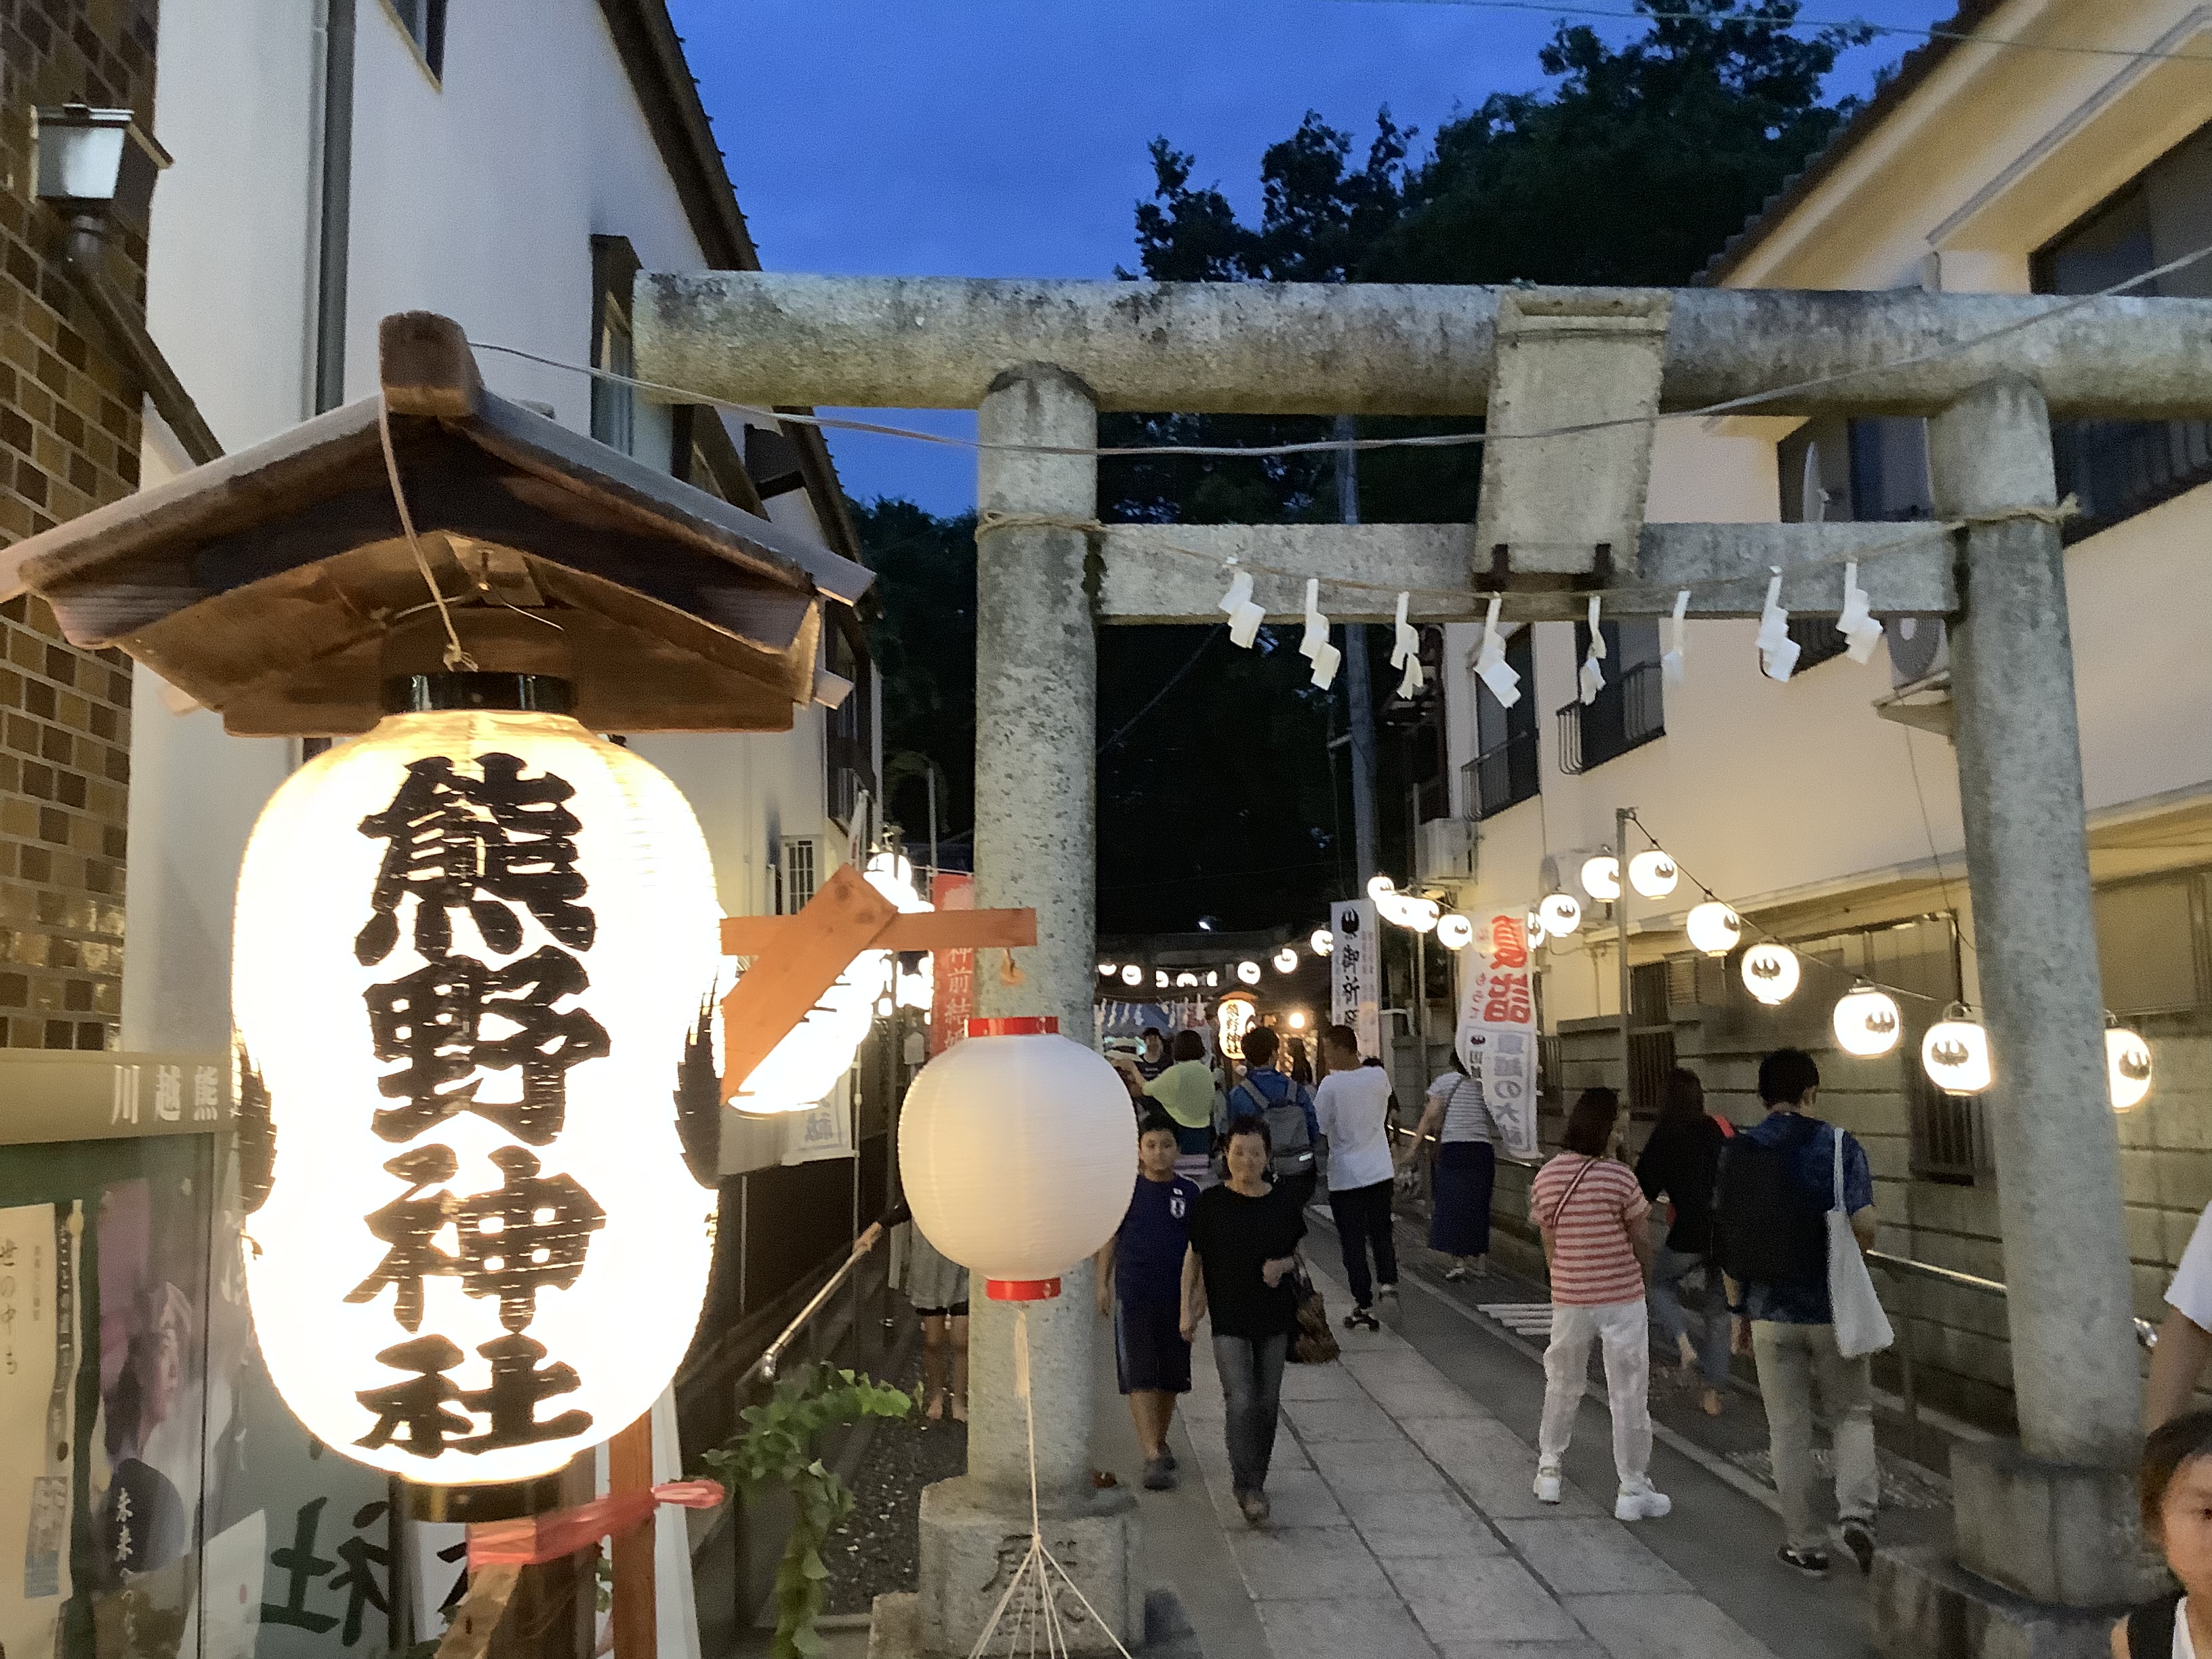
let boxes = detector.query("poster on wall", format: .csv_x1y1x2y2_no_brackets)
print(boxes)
0,1201,81,1659
928,874,976,1054
1459,911,1540,1161
1329,899,1382,1060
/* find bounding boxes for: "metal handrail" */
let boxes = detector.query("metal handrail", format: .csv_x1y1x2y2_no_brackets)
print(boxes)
1868,1248,2156,1350
741,1218,890,1389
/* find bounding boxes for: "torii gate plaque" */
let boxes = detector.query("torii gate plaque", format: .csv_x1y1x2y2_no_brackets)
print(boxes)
635,274,2210,1655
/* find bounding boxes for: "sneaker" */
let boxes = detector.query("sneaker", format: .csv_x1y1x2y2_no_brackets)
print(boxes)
1778,1546,1830,1576
1162,1448,1179,1471
1532,1465,1562,1504
1143,1455,1176,1492
1377,1282,1399,1303
1614,1483,1672,1522
1237,1489,1270,1526
1842,1519,1877,1576
1441,1263,1470,1283
1344,1307,1380,1332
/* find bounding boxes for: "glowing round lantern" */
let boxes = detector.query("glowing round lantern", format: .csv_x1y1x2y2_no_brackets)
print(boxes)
1120,964,1143,988
1287,1010,1308,1030
1237,960,1263,985
1922,1008,1994,1094
1217,994,1256,1061
1272,947,1298,974
232,680,720,1483
1629,851,1679,899
1311,928,1334,957
1832,983,1902,1057
1740,942,1800,1006
1525,909,1549,947
1435,914,1475,951
1097,962,1116,979
1580,856,1620,903
1204,970,1219,988
899,1017,1132,1298
1686,901,1741,958
1155,970,1170,989
2108,1025,2154,1112
1538,892,1582,937
1175,971,1197,988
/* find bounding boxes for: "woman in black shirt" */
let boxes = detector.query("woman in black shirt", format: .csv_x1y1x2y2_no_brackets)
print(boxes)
1182,1117,1305,1525
1634,1067,1732,1416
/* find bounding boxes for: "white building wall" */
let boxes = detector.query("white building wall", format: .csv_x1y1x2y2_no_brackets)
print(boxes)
123,0,843,1047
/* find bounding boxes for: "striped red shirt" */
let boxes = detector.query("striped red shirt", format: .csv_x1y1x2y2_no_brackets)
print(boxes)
1530,1153,1650,1307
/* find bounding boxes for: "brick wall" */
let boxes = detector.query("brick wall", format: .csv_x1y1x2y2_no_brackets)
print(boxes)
0,0,161,1049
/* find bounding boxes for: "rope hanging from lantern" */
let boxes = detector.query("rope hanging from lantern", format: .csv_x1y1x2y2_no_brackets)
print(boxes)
966,1311,1138,1659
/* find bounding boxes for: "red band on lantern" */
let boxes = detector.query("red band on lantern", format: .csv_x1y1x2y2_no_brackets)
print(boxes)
967,1017,1059,1038
986,1277,1063,1301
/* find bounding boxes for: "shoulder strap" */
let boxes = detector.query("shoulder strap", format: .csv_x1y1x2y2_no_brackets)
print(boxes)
2126,1589,2181,1656
1711,1113,1735,1138
1237,1079,1267,1113
1547,1156,1601,1229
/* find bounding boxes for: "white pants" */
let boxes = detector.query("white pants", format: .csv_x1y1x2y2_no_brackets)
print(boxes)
1538,1298,1652,1490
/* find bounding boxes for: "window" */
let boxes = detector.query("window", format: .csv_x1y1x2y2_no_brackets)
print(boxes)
1467,628,1538,818
2095,874,2207,1017
589,237,642,456
778,838,820,916
2033,122,2212,538
1778,415,1933,527
1626,962,1675,1119
388,0,447,78
1556,620,1663,774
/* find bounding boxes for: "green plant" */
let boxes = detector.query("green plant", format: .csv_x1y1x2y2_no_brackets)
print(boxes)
703,1366,912,1659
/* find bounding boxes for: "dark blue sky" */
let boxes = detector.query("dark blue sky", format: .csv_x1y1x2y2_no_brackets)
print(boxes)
672,0,1956,512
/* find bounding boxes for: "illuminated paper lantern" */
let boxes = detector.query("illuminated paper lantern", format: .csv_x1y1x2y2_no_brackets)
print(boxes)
1120,964,1143,988
1686,901,1741,958
1272,947,1298,974
1628,851,1679,899
1740,942,1800,1006
1580,856,1620,902
232,682,720,1483
1097,962,1116,978
1287,1010,1309,1031
1832,984,1902,1057
1525,909,1548,947
1435,914,1475,951
1368,874,1441,933
899,1017,1132,1298
1176,971,1198,988
1156,970,1170,989
1537,892,1582,937
1923,1010,1994,1094
2108,1026,2153,1112
1217,994,1256,1061
1311,928,1334,957
1237,960,1263,985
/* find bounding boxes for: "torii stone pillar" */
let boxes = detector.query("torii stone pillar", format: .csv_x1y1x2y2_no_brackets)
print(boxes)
913,365,1141,1659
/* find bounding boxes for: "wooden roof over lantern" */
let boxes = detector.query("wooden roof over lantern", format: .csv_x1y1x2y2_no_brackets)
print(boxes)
0,312,873,736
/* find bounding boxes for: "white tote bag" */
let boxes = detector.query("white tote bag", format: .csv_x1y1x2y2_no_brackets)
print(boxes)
1828,1126,1893,1359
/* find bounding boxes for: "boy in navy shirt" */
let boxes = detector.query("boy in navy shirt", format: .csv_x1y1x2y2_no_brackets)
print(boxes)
1096,1111,1201,1490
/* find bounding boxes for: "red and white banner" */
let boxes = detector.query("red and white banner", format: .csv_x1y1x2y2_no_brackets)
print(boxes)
1458,911,1539,1160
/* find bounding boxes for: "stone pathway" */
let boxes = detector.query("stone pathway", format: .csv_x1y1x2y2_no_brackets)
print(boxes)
1178,1263,1779,1659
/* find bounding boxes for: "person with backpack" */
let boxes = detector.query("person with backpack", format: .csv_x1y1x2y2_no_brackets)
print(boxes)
1711,1047,1880,1576
1530,1087,1672,1522
1313,1023,1399,1331
1220,1025,1320,1212
1635,1067,1733,1418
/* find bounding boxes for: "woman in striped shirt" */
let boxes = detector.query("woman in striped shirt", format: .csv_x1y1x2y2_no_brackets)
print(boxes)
1413,1054,1496,1280
1527,1087,1671,1522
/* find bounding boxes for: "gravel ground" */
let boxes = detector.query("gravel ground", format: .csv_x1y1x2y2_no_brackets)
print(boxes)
823,1359,968,1616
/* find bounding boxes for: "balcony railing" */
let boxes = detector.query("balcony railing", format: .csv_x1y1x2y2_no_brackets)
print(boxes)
2052,417,2212,541
1465,729,1540,819
1555,660,1664,776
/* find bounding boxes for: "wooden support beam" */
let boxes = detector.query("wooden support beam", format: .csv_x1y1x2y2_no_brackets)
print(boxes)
609,1414,656,1659
434,1564,521,1659
719,907,1037,957
719,865,898,1101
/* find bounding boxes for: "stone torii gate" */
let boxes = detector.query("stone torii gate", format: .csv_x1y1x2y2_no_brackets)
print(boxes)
636,276,2212,1656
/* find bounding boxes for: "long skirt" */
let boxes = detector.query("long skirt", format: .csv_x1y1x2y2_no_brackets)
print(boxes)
1430,1139,1495,1256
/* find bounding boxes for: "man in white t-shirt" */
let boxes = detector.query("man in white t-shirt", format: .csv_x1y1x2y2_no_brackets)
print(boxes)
1314,1023,1399,1330
2151,1202,2212,1427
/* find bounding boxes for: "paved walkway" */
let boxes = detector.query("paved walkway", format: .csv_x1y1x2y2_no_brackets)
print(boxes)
1151,1254,1782,1659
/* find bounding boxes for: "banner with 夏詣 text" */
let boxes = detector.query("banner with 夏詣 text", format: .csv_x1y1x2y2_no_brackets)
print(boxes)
1459,912,1539,1161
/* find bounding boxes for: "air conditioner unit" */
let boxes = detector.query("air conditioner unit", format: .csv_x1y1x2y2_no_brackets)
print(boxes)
1884,615,1949,689
1418,818,1477,886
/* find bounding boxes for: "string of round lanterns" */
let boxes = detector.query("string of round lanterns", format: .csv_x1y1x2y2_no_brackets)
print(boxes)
1740,941,1801,1006
1235,960,1263,985
1685,901,1741,958
1368,874,1442,933
1120,964,1143,988
1832,983,1903,1056
1311,928,1334,957
1921,1005,1994,1095
1537,892,1582,937
1628,850,1679,899
1435,913,1475,951
1272,946,1299,973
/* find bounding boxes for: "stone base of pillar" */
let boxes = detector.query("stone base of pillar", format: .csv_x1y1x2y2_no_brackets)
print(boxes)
1948,1440,2160,1607
904,1476,1143,1658
1872,1546,2129,1659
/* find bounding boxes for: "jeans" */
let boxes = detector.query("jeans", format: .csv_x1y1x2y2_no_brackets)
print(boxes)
1212,1332,1289,1496
1328,1179,1399,1307
1648,1246,1732,1389
1750,1319,1879,1553
1538,1298,1653,1490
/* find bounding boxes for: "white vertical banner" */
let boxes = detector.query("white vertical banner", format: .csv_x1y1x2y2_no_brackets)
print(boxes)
1460,912,1540,1160
1329,899,1382,1059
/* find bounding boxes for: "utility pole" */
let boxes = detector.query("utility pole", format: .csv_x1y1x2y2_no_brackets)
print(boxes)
1335,415,1379,888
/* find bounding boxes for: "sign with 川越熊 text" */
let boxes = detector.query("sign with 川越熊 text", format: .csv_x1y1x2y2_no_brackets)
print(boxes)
1328,899,1380,1061
1459,912,1539,1161
0,1052,230,1145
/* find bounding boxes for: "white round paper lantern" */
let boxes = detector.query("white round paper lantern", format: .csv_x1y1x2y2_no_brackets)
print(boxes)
1272,947,1298,974
1923,1010,1994,1094
1204,970,1219,988
1686,901,1742,958
1236,960,1263,985
1435,914,1475,951
1740,942,1801,1006
1580,856,1620,903
2108,1025,2154,1112
1628,851,1679,899
1155,970,1170,989
899,1017,1132,1298
1175,971,1197,988
1097,962,1116,978
1538,892,1583,937
1217,994,1256,1061
1525,909,1549,947
1120,964,1143,988
1310,928,1334,958
232,691,720,1483
1831,984,1902,1057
